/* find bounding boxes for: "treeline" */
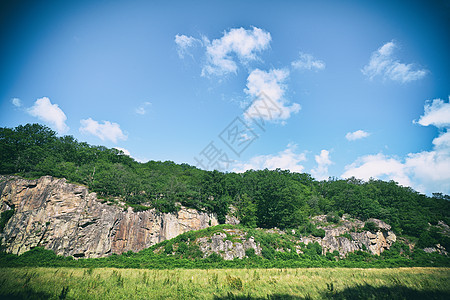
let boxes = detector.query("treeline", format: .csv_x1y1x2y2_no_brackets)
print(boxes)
1,124,450,243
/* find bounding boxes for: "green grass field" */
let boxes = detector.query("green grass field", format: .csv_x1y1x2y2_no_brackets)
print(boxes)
0,267,449,299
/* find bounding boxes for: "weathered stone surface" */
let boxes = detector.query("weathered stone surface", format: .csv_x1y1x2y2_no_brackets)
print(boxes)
437,220,450,236
423,244,448,255
366,218,391,231
197,229,261,260
310,215,396,256
225,206,240,226
0,176,218,258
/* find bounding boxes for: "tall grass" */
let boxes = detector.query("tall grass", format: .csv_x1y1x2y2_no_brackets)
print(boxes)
0,267,448,299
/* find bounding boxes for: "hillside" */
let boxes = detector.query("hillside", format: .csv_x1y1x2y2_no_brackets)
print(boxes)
1,123,450,263
0,173,449,268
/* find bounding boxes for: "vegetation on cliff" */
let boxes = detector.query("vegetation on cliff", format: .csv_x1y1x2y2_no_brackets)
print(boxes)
1,123,450,251
1,224,449,269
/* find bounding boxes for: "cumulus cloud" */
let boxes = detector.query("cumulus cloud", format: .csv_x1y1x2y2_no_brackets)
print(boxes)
201,27,271,76
405,150,450,192
232,143,306,173
79,118,127,143
27,97,69,134
311,150,333,180
291,52,325,71
11,98,22,107
342,153,412,187
362,41,427,83
342,97,450,194
244,68,300,123
432,131,450,149
114,147,131,156
415,97,450,127
135,102,151,115
113,147,148,163
175,34,202,58
345,130,370,141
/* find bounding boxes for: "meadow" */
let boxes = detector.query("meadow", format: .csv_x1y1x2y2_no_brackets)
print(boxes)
0,267,449,299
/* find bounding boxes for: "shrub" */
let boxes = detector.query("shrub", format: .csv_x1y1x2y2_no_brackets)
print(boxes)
298,222,325,238
245,248,256,258
186,244,203,259
275,251,299,260
0,209,14,233
261,246,275,260
305,242,322,256
164,242,173,255
363,221,378,232
206,252,223,262
176,242,188,255
326,213,340,224
339,233,353,241
326,250,340,261
128,204,151,212
312,228,326,238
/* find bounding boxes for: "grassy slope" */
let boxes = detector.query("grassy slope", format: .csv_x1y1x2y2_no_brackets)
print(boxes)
0,267,449,299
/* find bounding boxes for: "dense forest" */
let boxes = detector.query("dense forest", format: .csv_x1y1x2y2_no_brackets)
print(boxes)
1,124,449,249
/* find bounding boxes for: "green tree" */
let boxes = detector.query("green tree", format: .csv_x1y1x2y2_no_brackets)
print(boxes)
237,193,257,228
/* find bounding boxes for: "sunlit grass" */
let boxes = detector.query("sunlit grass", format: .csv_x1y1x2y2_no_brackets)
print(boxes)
0,267,449,299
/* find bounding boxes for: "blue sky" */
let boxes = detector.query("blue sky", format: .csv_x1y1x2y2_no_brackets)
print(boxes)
1,0,449,194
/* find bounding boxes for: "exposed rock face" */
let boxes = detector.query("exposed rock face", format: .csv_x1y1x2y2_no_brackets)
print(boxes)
225,206,240,226
0,176,399,259
310,215,397,256
197,228,261,260
0,176,218,258
423,244,448,255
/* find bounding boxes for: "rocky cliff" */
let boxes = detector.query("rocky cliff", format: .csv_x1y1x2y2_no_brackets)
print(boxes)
154,217,397,261
0,175,398,260
0,176,219,258
309,215,396,256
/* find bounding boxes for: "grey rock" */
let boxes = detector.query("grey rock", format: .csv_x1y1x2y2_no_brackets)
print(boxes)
0,175,220,258
366,218,391,231
197,229,261,260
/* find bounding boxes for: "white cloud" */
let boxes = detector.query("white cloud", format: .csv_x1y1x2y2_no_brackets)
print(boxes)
11,98,22,107
362,41,427,83
311,150,333,180
113,147,148,163
416,97,450,127
244,68,300,123
114,147,131,156
291,52,325,71
432,131,450,149
405,150,450,192
175,34,202,58
345,130,370,141
232,143,306,173
342,96,450,194
79,118,127,143
342,153,412,188
27,97,69,134
135,102,151,115
201,27,271,76
134,157,149,163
